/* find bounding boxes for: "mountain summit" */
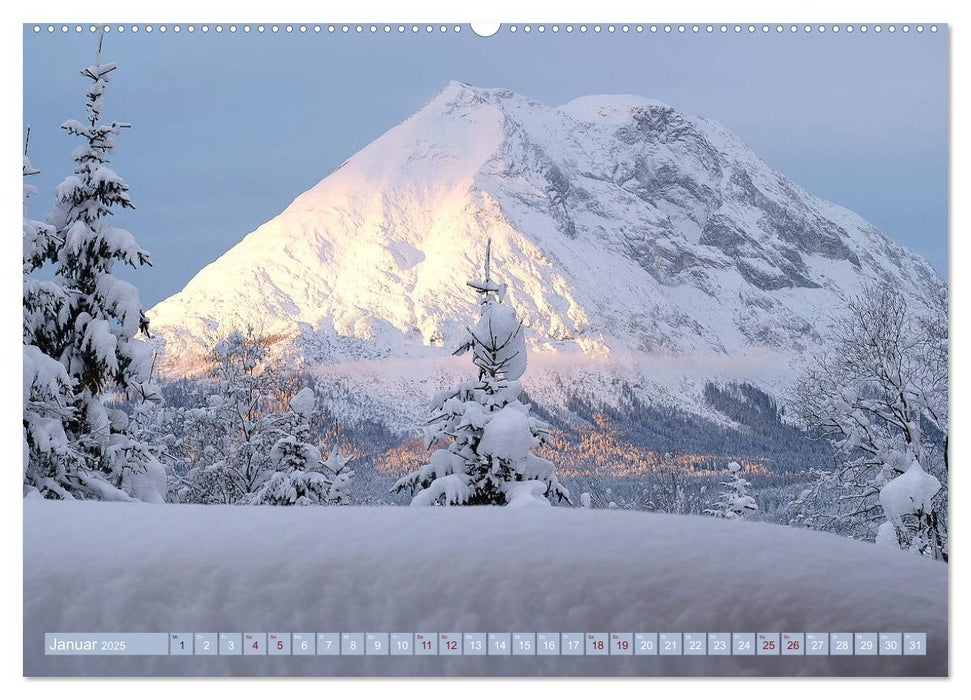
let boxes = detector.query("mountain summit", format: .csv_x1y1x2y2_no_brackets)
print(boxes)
150,83,940,388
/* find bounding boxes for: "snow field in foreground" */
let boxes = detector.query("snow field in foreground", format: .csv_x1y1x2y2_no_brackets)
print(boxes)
24,501,946,676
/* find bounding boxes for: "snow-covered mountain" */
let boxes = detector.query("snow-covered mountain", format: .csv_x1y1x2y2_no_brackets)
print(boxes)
150,82,941,427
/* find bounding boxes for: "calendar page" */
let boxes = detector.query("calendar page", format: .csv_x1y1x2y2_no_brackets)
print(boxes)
21,20,948,678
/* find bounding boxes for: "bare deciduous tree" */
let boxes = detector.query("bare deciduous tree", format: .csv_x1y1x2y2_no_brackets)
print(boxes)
791,284,947,559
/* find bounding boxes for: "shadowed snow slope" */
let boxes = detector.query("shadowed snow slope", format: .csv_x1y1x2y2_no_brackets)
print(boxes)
24,501,946,676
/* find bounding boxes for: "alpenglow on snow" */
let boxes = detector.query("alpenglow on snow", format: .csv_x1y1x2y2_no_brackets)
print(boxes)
150,82,941,366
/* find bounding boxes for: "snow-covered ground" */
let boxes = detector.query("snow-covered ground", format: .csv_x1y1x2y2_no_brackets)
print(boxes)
24,501,946,676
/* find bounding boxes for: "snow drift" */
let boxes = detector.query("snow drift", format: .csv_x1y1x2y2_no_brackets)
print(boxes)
24,501,946,676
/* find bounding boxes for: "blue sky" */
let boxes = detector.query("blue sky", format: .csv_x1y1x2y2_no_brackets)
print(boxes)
23,25,948,306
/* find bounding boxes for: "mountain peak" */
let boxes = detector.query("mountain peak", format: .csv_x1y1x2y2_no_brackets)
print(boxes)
428,81,541,112
150,84,940,396
560,93,674,122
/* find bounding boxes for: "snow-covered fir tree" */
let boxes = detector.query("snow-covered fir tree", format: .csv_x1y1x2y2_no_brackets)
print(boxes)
249,388,355,506
268,388,321,474
792,285,947,559
23,131,78,495
705,461,758,519
322,442,355,505
23,38,164,501
393,239,569,507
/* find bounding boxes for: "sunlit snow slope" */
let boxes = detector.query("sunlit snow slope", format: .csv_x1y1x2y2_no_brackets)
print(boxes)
149,83,942,421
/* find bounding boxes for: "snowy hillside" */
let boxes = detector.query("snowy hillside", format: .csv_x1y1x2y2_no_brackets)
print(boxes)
25,500,946,676
148,83,942,426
